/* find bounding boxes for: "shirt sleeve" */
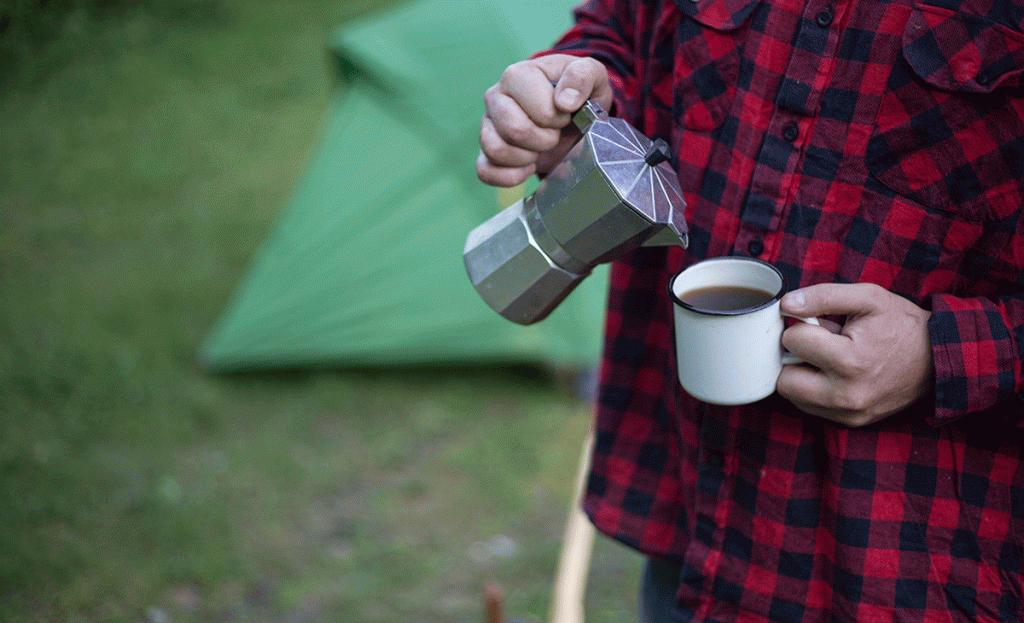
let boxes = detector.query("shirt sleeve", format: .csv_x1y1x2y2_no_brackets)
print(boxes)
928,293,1024,425
539,0,640,119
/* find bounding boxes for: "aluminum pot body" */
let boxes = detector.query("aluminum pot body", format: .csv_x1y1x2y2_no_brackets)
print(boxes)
463,101,688,325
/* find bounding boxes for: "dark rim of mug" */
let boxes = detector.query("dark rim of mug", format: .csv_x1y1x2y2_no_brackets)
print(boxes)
667,256,788,316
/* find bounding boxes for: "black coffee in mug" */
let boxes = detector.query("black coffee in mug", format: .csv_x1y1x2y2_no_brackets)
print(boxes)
678,285,775,313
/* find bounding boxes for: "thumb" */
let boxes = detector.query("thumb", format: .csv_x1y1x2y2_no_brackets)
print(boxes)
535,55,612,114
781,283,884,318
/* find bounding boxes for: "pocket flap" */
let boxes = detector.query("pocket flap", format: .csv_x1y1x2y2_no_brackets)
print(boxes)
904,3,1024,92
675,0,760,31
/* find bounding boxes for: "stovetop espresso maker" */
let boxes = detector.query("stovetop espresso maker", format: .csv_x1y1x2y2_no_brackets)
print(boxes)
463,100,689,325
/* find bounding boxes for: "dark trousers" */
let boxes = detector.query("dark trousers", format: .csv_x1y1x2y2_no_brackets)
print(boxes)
638,557,683,623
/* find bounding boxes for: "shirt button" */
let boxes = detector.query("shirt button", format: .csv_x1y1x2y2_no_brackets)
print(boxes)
977,68,992,86
815,7,833,26
782,121,799,142
747,238,764,256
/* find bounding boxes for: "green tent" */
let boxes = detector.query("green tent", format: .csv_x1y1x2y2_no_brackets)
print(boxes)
200,0,608,371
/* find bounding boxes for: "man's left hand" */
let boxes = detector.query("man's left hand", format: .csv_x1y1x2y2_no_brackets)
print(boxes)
777,283,934,427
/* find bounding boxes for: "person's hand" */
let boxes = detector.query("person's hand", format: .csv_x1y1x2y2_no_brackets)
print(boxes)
477,54,612,187
777,283,934,427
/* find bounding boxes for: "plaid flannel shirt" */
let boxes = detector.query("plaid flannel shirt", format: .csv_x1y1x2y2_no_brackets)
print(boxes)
546,0,1024,620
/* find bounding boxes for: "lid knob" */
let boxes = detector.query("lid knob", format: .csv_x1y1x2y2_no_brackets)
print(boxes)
644,138,671,167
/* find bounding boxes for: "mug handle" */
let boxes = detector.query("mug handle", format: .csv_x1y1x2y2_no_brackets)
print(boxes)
780,314,820,365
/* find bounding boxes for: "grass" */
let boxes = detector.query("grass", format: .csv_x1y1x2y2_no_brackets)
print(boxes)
0,1,643,621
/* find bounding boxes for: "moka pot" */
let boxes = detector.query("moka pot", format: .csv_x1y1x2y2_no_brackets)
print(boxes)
463,100,689,325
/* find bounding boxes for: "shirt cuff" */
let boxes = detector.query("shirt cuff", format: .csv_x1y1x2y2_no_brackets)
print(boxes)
927,293,1021,426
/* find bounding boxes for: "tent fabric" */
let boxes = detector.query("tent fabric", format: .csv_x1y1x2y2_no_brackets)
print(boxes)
200,0,608,371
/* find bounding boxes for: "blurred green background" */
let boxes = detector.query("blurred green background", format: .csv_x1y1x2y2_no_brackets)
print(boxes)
0,0,642,621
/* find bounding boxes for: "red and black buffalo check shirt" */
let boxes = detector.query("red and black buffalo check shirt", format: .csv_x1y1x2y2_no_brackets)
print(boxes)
545,0,1024,620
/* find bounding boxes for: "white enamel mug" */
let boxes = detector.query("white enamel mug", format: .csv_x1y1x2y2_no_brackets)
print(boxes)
668,257,819,406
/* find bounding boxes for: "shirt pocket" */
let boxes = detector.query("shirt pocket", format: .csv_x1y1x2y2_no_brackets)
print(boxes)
669,0,760,131
866,3,1024,221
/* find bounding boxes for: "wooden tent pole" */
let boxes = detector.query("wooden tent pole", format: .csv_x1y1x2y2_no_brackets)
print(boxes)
548,417,597,623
